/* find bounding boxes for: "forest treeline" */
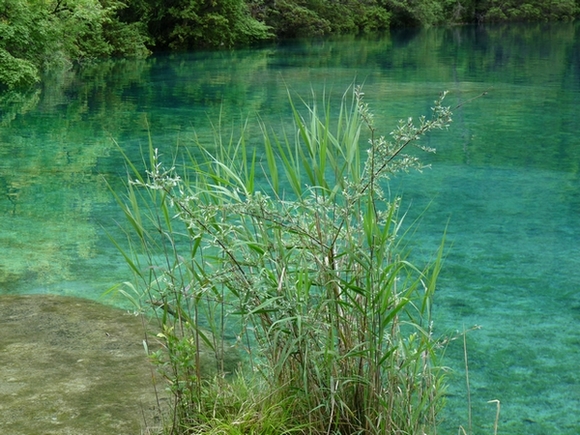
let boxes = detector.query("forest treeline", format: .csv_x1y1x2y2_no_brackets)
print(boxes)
1,0,579,90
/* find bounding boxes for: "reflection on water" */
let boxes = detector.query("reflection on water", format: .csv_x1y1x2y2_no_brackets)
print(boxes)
1,22,579,434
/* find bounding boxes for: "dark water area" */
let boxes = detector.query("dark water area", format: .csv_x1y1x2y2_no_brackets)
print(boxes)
1,23,579,434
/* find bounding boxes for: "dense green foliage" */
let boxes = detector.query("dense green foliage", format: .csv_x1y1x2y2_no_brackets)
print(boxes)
0,0,150,89
1,0,578,89
131,0,273,50
477,0,578,22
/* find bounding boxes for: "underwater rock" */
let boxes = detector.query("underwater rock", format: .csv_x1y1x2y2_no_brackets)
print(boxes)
0,295,164,434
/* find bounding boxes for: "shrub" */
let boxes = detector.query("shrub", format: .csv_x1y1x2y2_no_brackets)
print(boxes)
113,85,453,434
0,49,39,90
0,0,150,90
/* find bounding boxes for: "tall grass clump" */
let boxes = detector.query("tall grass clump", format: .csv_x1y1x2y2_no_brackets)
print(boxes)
112,86,453,434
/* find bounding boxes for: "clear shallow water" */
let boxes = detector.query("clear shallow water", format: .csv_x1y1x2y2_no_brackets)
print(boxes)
1,23,579,434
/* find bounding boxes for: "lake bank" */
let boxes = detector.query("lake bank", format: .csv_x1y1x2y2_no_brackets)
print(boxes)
0,295,165,434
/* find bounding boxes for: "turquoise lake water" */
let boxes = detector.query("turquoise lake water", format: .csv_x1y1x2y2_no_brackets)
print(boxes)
1,23,579,434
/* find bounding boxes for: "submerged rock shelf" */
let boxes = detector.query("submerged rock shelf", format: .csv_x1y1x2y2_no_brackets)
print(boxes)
0,295,164,434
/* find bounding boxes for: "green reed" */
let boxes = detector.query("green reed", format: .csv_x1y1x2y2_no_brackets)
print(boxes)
113,85,453,434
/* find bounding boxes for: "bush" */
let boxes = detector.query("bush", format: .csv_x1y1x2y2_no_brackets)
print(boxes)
0,0,150,90
113,86,453,434
484,0,578,22
0,49,39,90
141,0,273,50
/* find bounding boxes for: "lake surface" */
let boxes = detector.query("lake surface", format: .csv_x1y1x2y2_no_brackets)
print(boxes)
1,23,579,434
